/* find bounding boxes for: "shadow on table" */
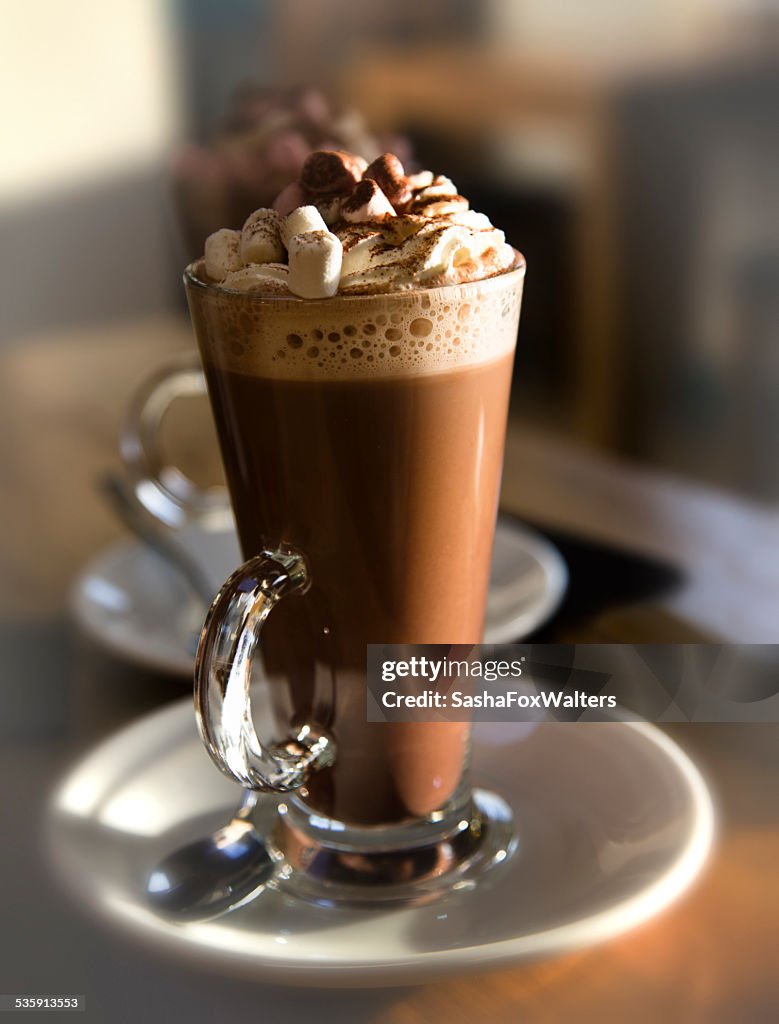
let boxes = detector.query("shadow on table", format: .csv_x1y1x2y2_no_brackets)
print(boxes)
518,517,684,640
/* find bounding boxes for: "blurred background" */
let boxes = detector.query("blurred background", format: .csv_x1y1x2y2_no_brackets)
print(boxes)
1,6,778,1021
2,0,777,501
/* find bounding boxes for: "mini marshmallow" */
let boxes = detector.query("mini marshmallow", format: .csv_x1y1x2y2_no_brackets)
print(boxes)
287,230,342,299
272,182,307,217
280,205,328,247
341,179,396,223
204,228,243,280
240,208,283,264
222,263,290,293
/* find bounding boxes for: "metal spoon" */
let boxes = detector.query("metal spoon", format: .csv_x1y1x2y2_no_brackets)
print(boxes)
146,789,276,920
105,477,275,917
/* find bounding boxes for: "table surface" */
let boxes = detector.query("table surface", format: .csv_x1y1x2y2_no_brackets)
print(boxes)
0,316,777,1023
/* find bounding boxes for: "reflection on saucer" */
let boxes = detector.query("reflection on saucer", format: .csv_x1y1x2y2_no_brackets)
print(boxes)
46,698,714,986
70,517,568,676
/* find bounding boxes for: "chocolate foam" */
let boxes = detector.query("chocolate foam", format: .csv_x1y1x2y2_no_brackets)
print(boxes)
186,255,524,382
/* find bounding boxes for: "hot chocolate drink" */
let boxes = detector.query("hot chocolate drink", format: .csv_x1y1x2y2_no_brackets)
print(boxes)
187,275,521,824
186,148,524,834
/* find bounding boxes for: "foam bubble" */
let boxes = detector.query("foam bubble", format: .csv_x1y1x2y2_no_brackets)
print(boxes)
410,317,433,337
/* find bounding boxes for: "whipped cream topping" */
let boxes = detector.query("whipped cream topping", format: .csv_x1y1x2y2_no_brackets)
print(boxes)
200,150,516,297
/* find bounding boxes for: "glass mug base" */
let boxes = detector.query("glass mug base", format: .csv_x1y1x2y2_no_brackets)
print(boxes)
266,787,517,907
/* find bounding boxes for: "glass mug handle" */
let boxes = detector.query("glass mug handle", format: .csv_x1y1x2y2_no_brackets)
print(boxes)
120,357,233,529
195,546,336,791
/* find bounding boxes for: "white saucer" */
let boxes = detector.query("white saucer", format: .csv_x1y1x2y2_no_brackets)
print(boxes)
70,517,568,675
46,698,714,987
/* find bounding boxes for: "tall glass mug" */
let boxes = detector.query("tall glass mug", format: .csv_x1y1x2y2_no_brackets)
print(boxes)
184,256,525,904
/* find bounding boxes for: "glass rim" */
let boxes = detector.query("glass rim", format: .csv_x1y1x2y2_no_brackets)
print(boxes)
183,249,526,305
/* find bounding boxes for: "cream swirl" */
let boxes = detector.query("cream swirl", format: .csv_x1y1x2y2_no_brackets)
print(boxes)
330,163,515,293
336,210,514,294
